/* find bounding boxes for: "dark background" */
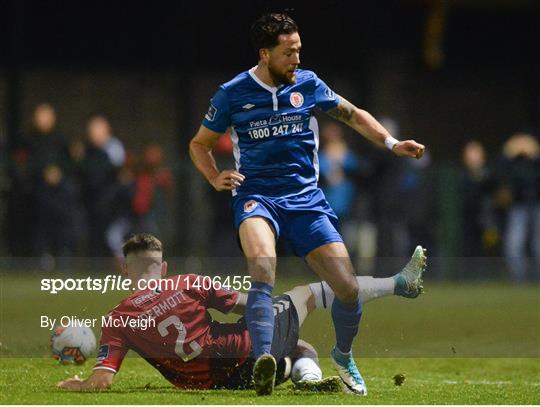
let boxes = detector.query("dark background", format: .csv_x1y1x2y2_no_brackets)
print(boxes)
2,0,539,155
0,0,539,260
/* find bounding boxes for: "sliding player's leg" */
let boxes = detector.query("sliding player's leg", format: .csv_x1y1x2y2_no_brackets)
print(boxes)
291,340,321,382
285,244,427,322
290,340,342,392
282,284,314,326
310,245,428,309
394,245,428,297
283,247,427,392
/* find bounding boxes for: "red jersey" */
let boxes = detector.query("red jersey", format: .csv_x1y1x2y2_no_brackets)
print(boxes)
93,274,252,389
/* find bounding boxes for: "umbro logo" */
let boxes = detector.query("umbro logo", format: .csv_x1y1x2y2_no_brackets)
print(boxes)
242,103,255,110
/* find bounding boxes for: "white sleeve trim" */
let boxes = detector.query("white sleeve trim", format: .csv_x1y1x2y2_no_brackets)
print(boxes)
93,366,117,374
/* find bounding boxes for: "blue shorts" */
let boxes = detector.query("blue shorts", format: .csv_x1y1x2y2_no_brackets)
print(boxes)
231,188,343,257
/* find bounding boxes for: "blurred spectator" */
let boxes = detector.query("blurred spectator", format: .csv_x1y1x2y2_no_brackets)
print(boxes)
499,133,540,283
209,132,238,255
394,151,434,257
318,122,378,271
6,103,71,256
86,115,125,167
371,117,402,260
73,115,126,256
460,140,498,257
376,118,436,260
104,152,137,259
319,123,360,220
34,164,76,258
6,145,34,256
25,103,71,177
132,144,173,221
106,145,173,258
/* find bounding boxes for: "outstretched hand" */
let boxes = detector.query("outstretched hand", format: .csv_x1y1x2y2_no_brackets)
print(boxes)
393,140,425,159
57,375,84,390
210,169,245,192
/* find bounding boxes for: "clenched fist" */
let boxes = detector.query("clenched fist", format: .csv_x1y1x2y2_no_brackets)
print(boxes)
393,140,426,159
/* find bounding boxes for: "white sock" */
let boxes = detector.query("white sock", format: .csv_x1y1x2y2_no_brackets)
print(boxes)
356,276,395,303
309,281,334,309
291,357,322,383
309,276,396,309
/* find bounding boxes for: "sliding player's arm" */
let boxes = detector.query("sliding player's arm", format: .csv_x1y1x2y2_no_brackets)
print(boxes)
57,369,114,391
190,273,247,315
58,323,127,391
325,97,425,159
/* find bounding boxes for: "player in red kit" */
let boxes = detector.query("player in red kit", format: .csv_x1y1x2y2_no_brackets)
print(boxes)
95,273,254,389
57,234,426,392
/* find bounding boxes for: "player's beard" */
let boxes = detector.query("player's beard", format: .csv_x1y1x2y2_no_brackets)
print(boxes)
268,63,296,86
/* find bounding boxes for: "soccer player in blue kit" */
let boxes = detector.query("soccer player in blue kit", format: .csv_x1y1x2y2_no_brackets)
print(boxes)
190,13,426,396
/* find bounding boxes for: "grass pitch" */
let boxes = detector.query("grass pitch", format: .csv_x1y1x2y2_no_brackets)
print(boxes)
1,271,539,404
1,357,539,404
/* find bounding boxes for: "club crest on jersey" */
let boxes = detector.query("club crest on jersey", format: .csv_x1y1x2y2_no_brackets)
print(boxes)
205,103,217,121
290,92,304,108
243,200,258,213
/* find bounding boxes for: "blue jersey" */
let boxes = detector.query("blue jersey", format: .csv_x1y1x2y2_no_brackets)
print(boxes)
202,67,340,198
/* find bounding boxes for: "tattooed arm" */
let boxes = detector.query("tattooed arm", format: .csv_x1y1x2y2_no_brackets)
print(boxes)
325,97,425,159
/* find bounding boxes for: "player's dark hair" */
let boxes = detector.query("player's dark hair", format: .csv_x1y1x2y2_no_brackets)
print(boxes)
250,13,298,55
122,233,163,257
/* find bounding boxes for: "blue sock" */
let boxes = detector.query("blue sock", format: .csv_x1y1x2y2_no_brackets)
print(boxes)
246,281,274,358
331,297,362,354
